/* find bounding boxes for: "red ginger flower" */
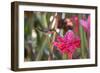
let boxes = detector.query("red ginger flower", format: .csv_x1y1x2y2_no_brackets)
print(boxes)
53,30,80,59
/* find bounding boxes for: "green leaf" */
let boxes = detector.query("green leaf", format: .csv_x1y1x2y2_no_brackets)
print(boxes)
62,53,68,60
35,35,48,61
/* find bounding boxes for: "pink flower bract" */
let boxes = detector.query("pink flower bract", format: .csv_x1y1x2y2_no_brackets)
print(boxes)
72,16,79,33
80,15,90,32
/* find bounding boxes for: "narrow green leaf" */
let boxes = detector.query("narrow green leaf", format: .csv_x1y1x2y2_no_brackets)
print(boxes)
79,25,86,58
35,36,48,61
